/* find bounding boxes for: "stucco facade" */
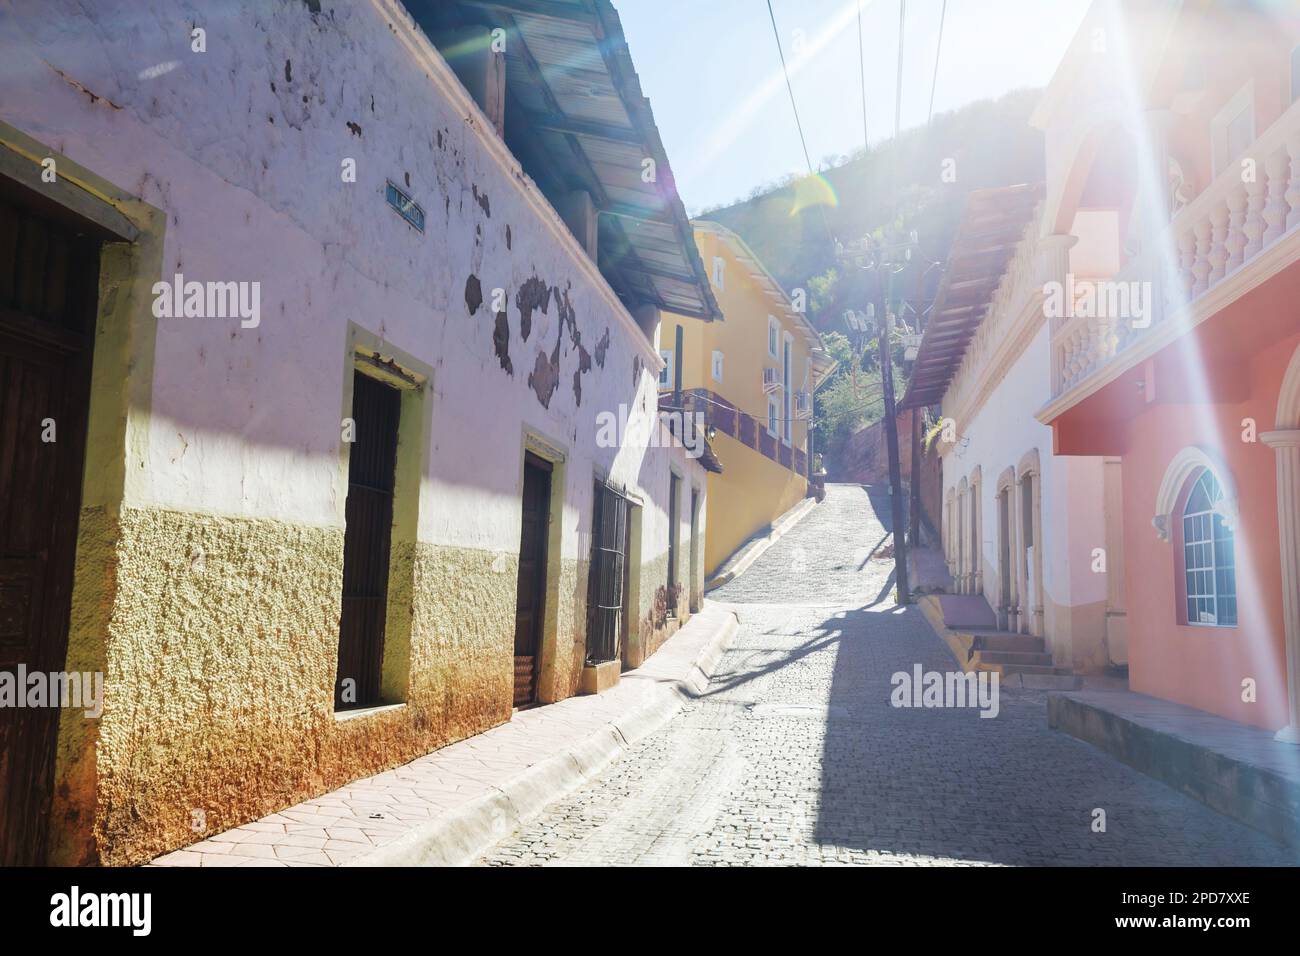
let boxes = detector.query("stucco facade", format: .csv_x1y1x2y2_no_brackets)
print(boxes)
662,222,833,577
940,316,1117,673
1,0,709,865
917,182,1121,675
1036,1,1300,735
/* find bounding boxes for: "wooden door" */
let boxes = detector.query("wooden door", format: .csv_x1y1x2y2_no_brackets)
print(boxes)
0,197,101,865
513,453,551,706
666,474,679,610
689,487,699,612
335,371,401,710
998,489,1011,629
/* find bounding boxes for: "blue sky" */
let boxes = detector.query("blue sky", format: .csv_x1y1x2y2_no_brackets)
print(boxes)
614,0,1092,214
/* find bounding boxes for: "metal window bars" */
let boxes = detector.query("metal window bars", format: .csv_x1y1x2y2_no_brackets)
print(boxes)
586,479,630,665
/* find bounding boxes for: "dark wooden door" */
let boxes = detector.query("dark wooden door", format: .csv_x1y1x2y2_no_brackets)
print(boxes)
0,198,101,865
666,474,679,610
689,487,699,612
513,453,551,706
998,489,1011,618
336,371,401,710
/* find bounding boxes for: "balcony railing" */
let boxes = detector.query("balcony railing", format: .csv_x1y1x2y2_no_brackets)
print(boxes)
1050,97,1300,400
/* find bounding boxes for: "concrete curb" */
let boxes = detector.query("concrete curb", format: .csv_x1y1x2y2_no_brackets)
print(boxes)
705,495,819,591
348,607,739,867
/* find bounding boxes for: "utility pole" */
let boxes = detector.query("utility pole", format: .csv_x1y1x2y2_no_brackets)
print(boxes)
909,409,921,548
839,234,910,604
874,267,910,604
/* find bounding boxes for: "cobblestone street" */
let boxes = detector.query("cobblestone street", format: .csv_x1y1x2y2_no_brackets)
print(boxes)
474,484,1296,866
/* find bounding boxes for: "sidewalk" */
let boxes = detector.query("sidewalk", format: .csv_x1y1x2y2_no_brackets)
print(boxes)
150,602,738,867
1049,689,1300,847
705,495,819,591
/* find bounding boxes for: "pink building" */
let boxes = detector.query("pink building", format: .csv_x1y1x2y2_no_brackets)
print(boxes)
1038,0,1300,739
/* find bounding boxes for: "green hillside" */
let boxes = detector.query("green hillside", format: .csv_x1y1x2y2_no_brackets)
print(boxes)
699,88,1045,330
696,88,1046,467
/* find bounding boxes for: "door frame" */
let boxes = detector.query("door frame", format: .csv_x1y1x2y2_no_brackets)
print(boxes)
996,466,1018,632
0,123,162,864
520,429,566,703
338,327,432,712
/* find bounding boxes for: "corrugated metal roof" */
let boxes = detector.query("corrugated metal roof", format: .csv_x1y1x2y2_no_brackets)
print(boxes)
900,184,1042,410
412,0,722,321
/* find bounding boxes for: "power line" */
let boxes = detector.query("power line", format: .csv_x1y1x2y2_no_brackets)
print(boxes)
766,0,817,182
855,0,870,152
893,0,906,139
927,0,947,127
765,0,836,246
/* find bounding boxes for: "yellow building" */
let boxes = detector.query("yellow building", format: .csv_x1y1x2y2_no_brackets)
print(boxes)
661,222,836,579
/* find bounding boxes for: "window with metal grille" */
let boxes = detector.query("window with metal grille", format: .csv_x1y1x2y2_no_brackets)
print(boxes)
1181,469,1237,627
586,480,629,664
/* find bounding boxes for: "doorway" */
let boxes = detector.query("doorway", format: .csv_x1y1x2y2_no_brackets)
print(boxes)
666,473,680,611
0,196,102,864
688,486,700,613
514,452,552,707
335,370,401,711
998,488,1012,631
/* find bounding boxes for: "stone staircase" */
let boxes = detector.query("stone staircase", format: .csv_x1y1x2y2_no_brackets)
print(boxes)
916,587,1082,690
964,627,1080,686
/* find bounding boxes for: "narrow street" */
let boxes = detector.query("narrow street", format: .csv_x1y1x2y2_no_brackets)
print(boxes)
475,484,1295,866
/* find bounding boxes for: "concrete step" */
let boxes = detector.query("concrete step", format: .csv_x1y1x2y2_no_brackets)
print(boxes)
971,649,1054,668
1010,672,1084,690
973,661,1074,676
967,631,1047,654
1008,663,1075,676
937,594,997,630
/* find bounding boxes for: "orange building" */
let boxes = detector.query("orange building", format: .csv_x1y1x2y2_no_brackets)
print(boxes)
1036,1,1300,738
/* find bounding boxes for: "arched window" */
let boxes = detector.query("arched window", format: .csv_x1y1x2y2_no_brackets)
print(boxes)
1181,469,1237,626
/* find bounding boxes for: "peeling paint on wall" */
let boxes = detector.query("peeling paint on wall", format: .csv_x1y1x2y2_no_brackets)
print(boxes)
528,335,562,408
516,276,549,342
493,311,512,375
594,327,610,368
464,274,482,315
573,341,591,406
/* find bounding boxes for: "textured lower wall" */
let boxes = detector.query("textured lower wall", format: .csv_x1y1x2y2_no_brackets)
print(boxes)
636,551,683,661
49,506,527,866
48,503,699,865
1045,595,1109,674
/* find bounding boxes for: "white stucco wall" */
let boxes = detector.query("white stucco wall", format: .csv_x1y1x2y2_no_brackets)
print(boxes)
941,323,1109,660
0,0,704,567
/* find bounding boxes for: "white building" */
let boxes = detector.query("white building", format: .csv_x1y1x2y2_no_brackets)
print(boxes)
0,0,719,865
907,185,1127,679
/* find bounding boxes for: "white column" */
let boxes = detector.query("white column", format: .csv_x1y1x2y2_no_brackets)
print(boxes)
1262,429,1300,743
